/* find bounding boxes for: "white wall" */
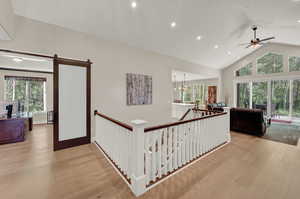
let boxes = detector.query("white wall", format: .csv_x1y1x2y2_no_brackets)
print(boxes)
221,43,300,107
0,0,15,40
0,15,220,133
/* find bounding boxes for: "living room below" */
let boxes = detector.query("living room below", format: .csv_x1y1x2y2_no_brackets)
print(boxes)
172,70,221,119
222,43,300,146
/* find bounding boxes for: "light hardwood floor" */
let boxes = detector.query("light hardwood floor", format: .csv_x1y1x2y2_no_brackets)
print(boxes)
0,125,300,199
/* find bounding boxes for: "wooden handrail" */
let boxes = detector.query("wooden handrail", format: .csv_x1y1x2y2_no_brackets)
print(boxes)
144,112,227,133
94,110,133,131
179,108,192,121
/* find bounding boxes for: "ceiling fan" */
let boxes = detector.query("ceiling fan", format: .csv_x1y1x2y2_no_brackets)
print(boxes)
240,25,275,48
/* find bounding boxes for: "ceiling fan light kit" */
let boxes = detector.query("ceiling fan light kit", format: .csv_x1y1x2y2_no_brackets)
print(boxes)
240,25,275,48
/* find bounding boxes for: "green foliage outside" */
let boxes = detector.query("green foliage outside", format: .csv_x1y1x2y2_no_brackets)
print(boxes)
293,80,300,117
183,86,193,102
252,82,267,106
271,80,290,116
5,80,44,113
257,53,283,74
237,83,250,108
236,63,252,76
194,84,207,104
289,56,300,72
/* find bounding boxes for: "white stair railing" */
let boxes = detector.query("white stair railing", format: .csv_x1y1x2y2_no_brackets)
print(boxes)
94,108,230,197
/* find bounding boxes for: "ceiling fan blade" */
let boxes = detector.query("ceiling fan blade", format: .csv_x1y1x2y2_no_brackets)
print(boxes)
259,37,275,42
245,44,253,48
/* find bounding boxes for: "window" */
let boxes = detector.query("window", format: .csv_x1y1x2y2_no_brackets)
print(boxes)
289,56,300,72
257,53,283,74
183,85,193,102
5,76,46,112
172,81,208,104
237,83,250,108
252,82,268,111
194,84,207,105
293,80,300,117
236,63,252,77
271,80,290,117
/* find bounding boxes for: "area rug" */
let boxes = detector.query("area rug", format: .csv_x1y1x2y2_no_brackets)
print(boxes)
263,123,300,146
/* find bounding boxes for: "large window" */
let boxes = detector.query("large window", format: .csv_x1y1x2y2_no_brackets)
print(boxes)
5,76,46,112
271,80,290,117
293,80,300,117
173,81,209,104
252,81,268,112
183,85,193,102
194,84,207,105
257,53,283,74
236,63,252,77
289,56,300,72
237,83,250,108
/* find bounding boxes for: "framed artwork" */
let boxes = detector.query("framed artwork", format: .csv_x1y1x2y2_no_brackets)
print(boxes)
126,73,152,105
208,86,217,104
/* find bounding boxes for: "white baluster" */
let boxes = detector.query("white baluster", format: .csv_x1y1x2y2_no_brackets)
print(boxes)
152,133,157,182
178,125,182,167
182,124,186,165
157,131,162,179
173,126,178,170
162,129,168,175
145,133,150,185
168,128,173,172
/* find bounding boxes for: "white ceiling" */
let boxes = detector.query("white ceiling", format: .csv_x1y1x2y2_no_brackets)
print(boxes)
0,52,53,72
11,0,300,69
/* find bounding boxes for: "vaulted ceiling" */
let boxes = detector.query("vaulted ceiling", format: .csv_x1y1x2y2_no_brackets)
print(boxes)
11,0,300,69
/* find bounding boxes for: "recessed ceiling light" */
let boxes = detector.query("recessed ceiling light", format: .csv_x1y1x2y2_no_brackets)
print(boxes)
171,22,177,28
298,19,300,23
227,51,232,55
13,58,23,63
196,36,202,40
214,45,219,49
131,1,137,8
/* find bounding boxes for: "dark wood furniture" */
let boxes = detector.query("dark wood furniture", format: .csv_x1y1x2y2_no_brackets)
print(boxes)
230,108,267,136
0,113,33,145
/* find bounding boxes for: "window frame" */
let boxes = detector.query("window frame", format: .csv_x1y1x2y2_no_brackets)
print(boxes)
4,76,47,113
288,55,300,72
235,62,253,77
256,52,284,75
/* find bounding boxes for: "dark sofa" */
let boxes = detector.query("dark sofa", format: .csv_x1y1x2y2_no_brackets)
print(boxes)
230,108,267,136
207,102,226,112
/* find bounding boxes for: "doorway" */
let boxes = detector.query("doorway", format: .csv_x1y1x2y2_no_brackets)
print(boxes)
0,49,91,151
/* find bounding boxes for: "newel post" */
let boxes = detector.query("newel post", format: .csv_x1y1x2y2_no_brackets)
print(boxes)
131,120,148,196
223,107,231,142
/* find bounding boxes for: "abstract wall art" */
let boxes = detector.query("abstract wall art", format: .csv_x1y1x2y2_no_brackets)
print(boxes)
126,73,152,105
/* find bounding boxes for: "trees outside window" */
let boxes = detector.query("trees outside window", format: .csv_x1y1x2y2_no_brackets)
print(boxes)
183,85,193,102
271,80,290,117
257,53,283,74
252,82,268,108
289,56,300,72
5,76,46,113
293,80,300,117
173,82,209,104
237,83,250,108
236,63,252,77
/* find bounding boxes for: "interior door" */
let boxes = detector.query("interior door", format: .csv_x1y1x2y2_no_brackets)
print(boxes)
53,55,91,151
